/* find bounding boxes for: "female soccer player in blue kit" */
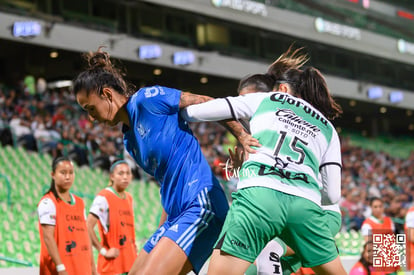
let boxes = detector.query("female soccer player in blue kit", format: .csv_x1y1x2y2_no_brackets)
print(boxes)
72,48,254,275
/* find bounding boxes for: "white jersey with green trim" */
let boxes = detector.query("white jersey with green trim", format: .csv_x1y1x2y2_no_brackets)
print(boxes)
227,92,341,206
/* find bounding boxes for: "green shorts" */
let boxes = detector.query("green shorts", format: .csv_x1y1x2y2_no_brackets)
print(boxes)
214,187,338,267
281,209,342,274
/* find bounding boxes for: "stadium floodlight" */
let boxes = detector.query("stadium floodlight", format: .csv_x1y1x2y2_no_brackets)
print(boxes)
367,86,383,100
138,45,162,60
12,21,42,38
389,91,404,104
397,39,414,55
172,51,195,66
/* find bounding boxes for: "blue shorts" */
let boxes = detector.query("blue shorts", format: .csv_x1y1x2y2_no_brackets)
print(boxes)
144,186,229,274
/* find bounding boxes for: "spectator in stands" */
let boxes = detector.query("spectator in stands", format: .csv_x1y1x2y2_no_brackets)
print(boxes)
361,197,395,242
77,113,91,130
9,109,37,151
37,156,97,274
349,241,385,275
93,139,118,170
340,188,365,230
87,159,137,275
367,181,381,198
72,48,243,275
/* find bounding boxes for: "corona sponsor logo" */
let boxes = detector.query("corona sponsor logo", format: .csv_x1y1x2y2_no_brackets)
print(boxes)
270,93,328,126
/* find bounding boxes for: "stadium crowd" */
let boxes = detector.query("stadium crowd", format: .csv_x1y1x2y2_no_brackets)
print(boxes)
1,77,414,234
0,77,124,172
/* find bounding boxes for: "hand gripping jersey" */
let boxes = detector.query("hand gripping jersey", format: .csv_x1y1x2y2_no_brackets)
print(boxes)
38,193,92,275
95,189,137,275
122,86,221,217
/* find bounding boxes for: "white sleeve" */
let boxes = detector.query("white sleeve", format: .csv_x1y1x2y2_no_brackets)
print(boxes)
361,223,372,236
321,131,342,166
320,132,342,205
320,164,341,205
180,93,266,122
407,211,414,228
256,239,286,275
89,195,109,233
38,198,56,225
181,98,233,122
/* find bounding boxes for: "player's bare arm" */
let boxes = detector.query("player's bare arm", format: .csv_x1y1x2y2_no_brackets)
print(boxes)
180,92,260,156
86,213,120,259
179,91,213,108
219,119,260,157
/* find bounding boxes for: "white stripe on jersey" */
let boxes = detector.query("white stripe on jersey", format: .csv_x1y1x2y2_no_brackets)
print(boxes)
321,203,341,214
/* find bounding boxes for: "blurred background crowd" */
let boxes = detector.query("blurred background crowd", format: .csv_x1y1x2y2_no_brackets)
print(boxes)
1,75,413,235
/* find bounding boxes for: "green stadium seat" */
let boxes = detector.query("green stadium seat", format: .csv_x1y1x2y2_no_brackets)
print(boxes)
0,146,164,267
22,241,32,254
27,230,36,243
6,241,15,254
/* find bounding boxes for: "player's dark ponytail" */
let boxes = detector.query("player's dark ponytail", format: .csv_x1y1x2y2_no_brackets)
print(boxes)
297,67,342,120
276,67,342,120
267,44,308,87
46,156,72,200
73,47,135,98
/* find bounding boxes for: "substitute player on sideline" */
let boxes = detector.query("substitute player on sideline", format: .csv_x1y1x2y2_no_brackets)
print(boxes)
182,65,346,275
38,156,96,275
361,197,395,242
87,159,137,275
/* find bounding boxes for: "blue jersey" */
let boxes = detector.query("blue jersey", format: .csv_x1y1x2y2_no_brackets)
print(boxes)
122,86,219,217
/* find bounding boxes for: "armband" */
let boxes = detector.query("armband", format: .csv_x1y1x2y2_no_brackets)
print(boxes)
56,264,65,272
100,247,108,256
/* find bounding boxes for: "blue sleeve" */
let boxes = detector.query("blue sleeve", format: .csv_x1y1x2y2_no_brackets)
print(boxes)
139,86,181,114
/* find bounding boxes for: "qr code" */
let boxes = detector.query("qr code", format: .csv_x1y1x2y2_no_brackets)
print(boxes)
372,229,406,272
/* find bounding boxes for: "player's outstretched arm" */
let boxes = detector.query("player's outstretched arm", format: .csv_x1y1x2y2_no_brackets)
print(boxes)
179,92,260,157
178,91,213,109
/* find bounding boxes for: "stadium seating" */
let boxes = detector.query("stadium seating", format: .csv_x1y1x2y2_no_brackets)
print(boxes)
0,145,161,267
0,143,369,268
343,131,414,159
335,230,365,256
274,0,414,41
